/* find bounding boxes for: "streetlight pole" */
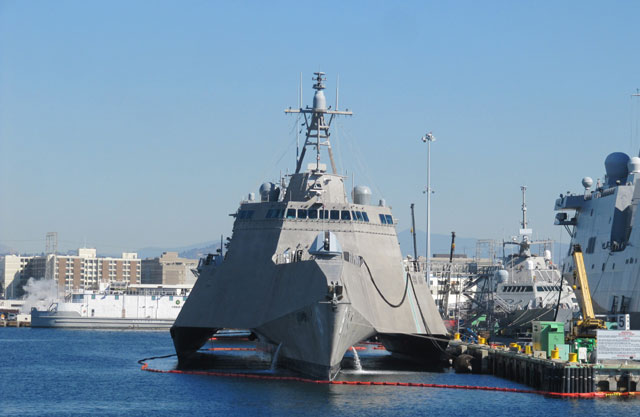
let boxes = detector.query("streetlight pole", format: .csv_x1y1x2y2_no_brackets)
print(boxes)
422,132,436,286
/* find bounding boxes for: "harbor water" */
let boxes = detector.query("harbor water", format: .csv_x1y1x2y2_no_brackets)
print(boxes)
1,328,638,416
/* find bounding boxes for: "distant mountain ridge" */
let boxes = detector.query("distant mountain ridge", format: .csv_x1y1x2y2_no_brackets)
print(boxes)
0,243,17,256
2,231,569,262
135,241,221,259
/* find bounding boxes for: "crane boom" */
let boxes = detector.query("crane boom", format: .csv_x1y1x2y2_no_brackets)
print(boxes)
572,245,596,320
570,244,606,338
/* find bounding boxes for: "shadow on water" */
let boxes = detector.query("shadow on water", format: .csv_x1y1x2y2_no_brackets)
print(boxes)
171,339,447,382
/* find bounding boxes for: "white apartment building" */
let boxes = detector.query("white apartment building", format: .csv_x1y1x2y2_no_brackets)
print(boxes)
1,248,141,298
0,255,48,299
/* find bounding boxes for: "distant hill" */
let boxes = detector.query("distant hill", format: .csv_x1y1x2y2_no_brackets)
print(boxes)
178,242,222,259
3,231,568,262
136,241,219,259
0,243,17,255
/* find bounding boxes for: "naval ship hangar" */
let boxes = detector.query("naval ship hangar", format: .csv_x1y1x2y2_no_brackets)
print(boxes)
171,73,448,379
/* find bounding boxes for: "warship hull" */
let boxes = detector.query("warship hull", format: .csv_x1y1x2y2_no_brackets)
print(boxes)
172,253,448,378
377,333,449,362
555,152,640,327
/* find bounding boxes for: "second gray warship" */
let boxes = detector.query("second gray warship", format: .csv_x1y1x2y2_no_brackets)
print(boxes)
171,73,448,379
555,151,640,329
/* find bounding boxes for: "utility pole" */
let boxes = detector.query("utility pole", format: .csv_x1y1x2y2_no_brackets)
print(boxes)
410,203,418,261
422,132,436,283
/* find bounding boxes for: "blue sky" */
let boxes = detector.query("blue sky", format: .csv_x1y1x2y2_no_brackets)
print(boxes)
1,1,640,255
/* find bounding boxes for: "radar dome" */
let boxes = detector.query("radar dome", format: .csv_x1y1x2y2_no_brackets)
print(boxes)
581,177,593,189
494,269,508,284
313,90,326,110
629,157,640,174
605,152,630,186
259,182,280,202
352,185,372,205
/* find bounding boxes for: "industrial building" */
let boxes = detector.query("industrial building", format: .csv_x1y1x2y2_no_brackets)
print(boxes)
141,252,197,286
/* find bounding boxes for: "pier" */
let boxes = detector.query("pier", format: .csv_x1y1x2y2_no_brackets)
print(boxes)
450,341,640,394
0,314,31,328
0,319,30,327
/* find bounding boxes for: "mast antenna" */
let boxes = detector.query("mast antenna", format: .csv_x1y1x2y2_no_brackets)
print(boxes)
285,72,352,174
296,72,302,162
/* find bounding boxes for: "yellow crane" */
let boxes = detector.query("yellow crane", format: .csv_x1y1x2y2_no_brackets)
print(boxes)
570,244,607,339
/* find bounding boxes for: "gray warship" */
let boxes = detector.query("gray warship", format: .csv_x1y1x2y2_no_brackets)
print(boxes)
171,73,448,379
555,151,640,329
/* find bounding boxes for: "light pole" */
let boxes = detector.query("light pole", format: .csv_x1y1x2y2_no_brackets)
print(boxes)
422,132,436,286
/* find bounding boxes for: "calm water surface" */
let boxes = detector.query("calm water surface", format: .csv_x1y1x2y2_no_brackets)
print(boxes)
1,328,639,416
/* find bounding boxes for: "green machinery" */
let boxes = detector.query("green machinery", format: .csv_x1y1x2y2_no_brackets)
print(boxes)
532,321,565,358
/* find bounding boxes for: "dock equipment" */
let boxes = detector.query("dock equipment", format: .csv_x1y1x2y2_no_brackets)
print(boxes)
570,244,607,339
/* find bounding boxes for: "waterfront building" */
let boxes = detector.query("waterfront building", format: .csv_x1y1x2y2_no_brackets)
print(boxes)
141,252,197,285
0,255,48,299
51,248,141,292
0,248,141,298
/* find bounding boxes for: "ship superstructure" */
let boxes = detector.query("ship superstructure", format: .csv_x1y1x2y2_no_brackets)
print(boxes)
171,73,448,379
458,188,579,336
496,187,578,314
555,152,640,328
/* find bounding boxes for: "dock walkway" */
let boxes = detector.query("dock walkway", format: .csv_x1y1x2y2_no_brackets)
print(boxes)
451,341,640,393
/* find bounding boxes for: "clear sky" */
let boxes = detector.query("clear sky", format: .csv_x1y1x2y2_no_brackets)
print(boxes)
1,1,640,254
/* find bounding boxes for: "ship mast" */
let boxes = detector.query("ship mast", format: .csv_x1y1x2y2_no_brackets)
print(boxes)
521,185,528,234
285,72,352,174
519,185,531,256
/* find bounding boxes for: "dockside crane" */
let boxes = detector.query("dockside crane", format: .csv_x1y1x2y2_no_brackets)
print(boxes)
570,244,607,339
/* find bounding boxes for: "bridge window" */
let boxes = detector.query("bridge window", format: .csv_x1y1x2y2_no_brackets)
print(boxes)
297,209,308,219
308,209,318,219
267,209,284,219
341,210,351,220
286,209,296,219
355,211,364,221
362,212,370,222
385,215,393,224
379,214,387,224
330,210,340,220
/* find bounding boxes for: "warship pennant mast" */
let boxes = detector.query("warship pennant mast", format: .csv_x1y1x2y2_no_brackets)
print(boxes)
285,72,352,174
